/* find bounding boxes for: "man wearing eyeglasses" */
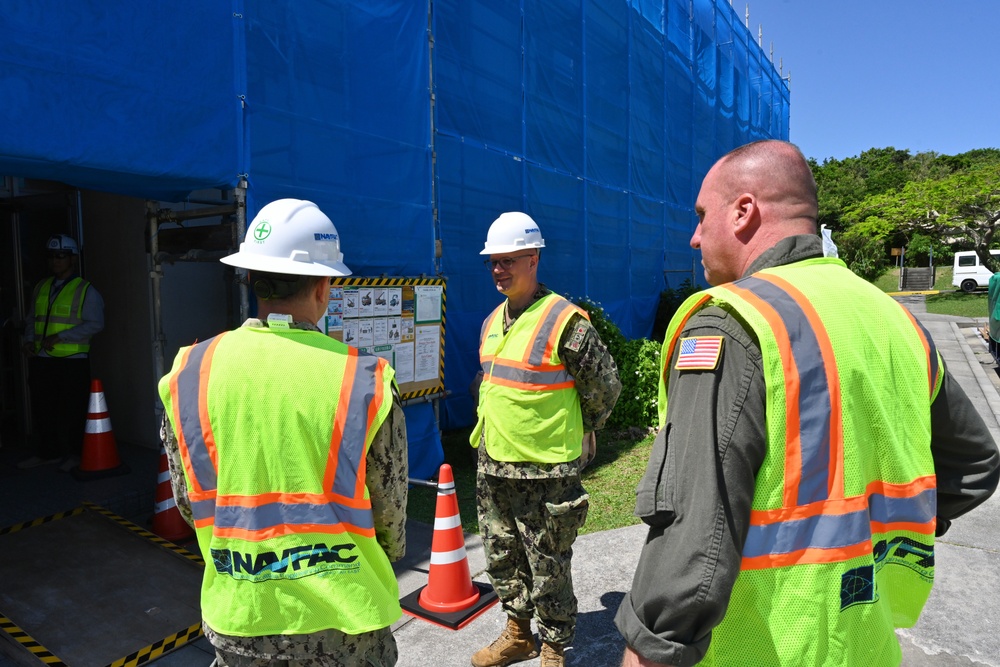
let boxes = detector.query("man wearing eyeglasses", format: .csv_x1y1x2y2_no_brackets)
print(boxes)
470,212,621,667
19,234,105,471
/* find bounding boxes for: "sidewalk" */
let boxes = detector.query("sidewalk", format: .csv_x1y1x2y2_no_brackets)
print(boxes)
1,296,998,667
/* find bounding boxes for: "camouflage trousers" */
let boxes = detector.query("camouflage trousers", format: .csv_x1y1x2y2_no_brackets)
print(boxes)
476,472,590,646
208,623,397,666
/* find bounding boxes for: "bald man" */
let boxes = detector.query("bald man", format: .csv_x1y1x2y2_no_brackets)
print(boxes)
615,140,998,667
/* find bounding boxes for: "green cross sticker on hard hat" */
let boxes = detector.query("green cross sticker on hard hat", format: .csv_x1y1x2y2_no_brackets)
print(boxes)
253,221,272,241
221,199,352,276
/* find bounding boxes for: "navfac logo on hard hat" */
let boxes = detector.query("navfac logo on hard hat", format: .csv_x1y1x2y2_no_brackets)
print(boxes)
525,227,540,234
314,233,338,241
252,221,272,243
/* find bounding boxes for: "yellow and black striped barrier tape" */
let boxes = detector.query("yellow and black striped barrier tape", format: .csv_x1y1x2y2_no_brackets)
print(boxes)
105,622,203,667
0,506,84,537
0,614,67,665
334,276,445,286
82,502,203,565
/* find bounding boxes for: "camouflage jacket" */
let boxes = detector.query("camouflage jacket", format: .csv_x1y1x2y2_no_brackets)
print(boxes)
478,284,622,479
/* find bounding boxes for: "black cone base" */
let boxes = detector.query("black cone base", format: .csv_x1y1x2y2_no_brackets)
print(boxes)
400,581,499,631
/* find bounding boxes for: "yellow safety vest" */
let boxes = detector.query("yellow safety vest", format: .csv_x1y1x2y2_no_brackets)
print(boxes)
33,276,91,356
662,258,941,667
471,293,587,463
158,325,400,636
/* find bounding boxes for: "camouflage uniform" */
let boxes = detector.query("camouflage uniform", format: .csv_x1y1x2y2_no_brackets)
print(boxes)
161,318,407,667
476,285,621,647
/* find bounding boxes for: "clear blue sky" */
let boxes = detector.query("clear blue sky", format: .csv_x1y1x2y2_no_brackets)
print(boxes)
740,0,1000,162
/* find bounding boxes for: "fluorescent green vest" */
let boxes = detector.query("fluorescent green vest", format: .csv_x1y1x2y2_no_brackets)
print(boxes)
158,325,400,637
662,258,941,667
33,276,91,356
471,293,586,463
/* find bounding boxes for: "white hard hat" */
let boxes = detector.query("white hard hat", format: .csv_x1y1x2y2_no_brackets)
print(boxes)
46,234,79,255
480,212,546,255
221,199,352,276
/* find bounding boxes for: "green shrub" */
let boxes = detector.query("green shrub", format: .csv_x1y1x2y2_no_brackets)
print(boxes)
574,297,660,432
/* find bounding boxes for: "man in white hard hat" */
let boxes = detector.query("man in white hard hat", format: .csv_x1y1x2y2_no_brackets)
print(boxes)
470,212,622,667
157,199,408,666
19,234,105,471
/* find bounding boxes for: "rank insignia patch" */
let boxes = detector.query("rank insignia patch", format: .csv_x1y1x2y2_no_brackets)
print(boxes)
566,323,587,351
675,336,723,370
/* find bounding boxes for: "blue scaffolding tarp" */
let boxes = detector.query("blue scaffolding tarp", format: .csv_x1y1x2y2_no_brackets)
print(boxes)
0,0,789,477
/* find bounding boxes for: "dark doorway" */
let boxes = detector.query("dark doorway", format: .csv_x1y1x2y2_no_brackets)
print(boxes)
0,190,82,442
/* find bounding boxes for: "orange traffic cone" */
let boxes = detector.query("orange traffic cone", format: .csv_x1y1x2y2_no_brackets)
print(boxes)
152,446,194,543
400,463,498,630
72,379,129,480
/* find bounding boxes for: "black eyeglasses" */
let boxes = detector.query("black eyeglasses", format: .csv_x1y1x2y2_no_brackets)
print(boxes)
484,254,534,271
48,252,72,260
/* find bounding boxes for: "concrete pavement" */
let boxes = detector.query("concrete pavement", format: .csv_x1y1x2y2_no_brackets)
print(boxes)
1,296,998,666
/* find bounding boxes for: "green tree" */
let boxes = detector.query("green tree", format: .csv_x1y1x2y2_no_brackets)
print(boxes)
811,147,962,234
846,160,1000,272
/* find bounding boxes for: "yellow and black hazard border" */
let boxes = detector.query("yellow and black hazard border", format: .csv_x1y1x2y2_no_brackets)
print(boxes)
81,502,204,566
331,276,446,402
105,622,202,667
0,503,204,667
0,614,68,666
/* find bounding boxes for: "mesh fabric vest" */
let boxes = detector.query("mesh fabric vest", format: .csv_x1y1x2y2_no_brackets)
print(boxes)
158,325,400,636
662,258,941,667
471,293,587,462
34,276,91,356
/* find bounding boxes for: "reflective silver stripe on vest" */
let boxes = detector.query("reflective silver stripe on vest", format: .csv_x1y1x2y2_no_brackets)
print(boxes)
482,298,577,386
743,489,936,559
174,336,223,490
173,337,380,531
526,300,574,366
214,498,375,533
869,487,936,526
486,363,575,386
330,353,381,499
190,497,217,522
42,278,90,326
738,276,833,505
908,315,941,393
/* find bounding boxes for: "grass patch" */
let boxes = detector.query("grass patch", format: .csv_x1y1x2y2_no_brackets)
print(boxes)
925,291,989,318
406,426,653,536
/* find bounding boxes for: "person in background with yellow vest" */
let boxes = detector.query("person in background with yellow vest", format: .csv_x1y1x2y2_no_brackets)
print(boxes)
19,234,104,471
470,212,622,667
158,199,407,667
615,140,1000,667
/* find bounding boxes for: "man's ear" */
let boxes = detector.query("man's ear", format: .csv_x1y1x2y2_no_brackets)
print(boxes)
733,193,759,236
314,276,331,302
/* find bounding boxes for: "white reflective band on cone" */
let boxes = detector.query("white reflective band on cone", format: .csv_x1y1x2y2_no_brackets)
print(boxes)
85,418,112,433
430,547,469,565
154,497,178,513
434,515,462,531
88,394,108,412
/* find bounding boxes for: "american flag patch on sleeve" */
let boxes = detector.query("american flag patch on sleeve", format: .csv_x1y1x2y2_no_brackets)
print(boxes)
674,336,724,370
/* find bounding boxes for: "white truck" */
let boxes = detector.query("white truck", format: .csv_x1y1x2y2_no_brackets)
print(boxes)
952,250,1000,292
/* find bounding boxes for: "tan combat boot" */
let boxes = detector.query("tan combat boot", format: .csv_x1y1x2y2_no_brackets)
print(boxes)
471,616,538,667
539,642,565,667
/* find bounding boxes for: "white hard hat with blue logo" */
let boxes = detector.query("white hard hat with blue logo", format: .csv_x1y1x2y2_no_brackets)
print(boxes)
221,199,351,276
481,212,546,255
